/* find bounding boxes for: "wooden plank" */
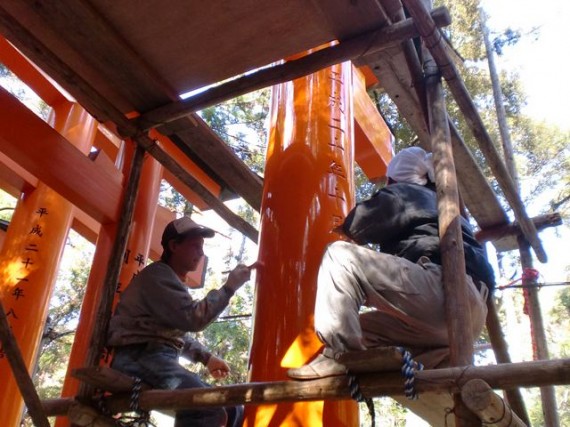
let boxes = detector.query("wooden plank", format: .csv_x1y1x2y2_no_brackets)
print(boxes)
138,134,259,243
0,86,121,223
72,366,151,394
6,0,174,112
0,301,50,427
134,8,452,132
475,213,562,244
159,118,263,211
96,0,327,95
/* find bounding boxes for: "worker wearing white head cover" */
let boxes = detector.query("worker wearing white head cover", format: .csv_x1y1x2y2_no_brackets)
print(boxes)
386,146,434,185
288,147,495,380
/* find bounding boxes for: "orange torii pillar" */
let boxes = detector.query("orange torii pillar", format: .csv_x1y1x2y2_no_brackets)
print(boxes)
56,141,162,424
245,61,358,426
0,102,97,426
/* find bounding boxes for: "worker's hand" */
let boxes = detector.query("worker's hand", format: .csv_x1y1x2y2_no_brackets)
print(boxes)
225,262,260,292
206,355,231,379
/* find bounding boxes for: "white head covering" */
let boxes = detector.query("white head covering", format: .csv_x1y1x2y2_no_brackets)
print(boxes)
386,146,435,185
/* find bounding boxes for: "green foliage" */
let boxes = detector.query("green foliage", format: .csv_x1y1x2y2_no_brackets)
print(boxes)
0,62,51,120
200,89,270,175
34,231,94,399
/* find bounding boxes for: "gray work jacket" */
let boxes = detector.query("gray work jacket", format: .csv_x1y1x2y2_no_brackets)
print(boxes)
107,261,234,364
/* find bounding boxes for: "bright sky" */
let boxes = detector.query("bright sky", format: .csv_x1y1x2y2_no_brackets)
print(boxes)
482,0,570,130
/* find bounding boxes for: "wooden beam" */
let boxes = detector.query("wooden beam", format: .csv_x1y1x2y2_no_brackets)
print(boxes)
41,358,570,416
158,118,263,211
0,8,259,239
0,35,68,107
461,379,527,427
400,0,547,263
475,213,562,243
353,66,393,180
0,4,122,123
0,86,121,223
0,301,50,427
0,151,38,197
132,7,452,133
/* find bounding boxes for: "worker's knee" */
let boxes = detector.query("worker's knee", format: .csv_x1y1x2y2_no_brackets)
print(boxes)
323,240,354,262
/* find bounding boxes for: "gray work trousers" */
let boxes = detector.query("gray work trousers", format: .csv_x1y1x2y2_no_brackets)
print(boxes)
314,241,488,368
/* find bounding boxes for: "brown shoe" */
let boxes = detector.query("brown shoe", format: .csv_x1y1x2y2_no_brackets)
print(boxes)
287,354,347,380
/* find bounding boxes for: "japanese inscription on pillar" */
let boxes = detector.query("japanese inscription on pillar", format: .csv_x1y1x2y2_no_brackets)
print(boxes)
326,68,351,228
3,207,49,343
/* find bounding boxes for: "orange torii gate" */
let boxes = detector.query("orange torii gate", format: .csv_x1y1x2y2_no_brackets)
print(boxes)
0,37,391,427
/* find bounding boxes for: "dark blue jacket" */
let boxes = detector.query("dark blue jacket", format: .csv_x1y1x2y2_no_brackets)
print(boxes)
342,183,496,290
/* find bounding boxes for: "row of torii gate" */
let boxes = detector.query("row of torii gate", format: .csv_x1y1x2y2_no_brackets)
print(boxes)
0,1,568,427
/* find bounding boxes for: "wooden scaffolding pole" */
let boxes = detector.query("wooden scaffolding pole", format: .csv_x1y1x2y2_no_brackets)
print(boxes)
41,358,570,416
0,302,50,427
78,143,145,399
475,212,561,243
461,379,527,427
481,11,559,424
424,27,480,427
400,0,547,264
519,238,560,426
130,7,452,134
485,299,531,425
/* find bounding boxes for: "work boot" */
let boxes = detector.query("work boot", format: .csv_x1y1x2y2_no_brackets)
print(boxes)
287,353,347,380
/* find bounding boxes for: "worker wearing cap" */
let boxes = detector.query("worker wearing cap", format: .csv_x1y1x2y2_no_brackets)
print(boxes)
288,146,495,379
107,216,250,426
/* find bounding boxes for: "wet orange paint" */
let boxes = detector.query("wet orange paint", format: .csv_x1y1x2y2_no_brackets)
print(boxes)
245,61,359,426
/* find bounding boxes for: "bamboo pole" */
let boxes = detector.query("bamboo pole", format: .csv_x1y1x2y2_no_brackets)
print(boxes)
41,358,570,416
400,0,547,264
475,213,562,243
519,237,560,427
485,299,531,425
461,379,527,427
78,143,145,399
0,301,50,427
131,7,452,133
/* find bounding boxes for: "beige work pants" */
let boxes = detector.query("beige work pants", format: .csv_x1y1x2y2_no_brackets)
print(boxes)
314,241,488,368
